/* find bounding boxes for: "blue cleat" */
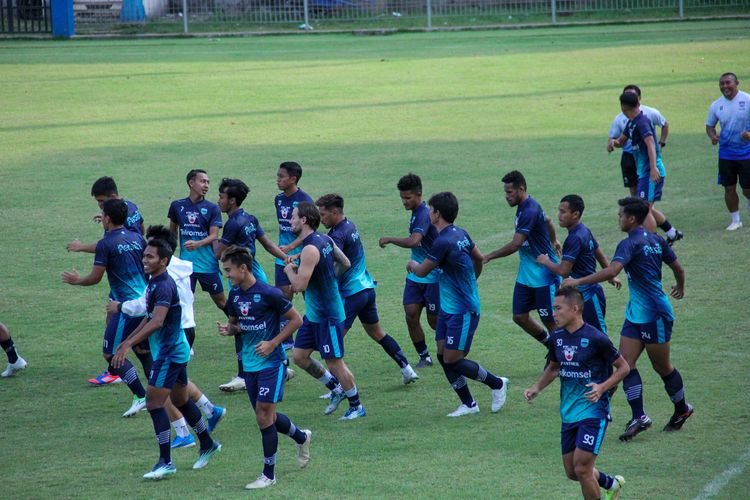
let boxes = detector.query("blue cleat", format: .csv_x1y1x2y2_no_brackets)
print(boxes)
324,391,346,415
207,406,226,433
193,440,221,469
171,434,196,449
339,405,366,421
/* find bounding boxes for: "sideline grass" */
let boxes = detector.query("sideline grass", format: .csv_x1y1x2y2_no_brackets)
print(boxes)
1,20,748,498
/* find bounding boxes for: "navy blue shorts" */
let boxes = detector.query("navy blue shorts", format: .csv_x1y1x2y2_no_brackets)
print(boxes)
621,317,673,344
275,264,291,287
103,312,144,356
191,272,224,295
512,282,556,321
561,418,609,455
294,317,345,359
402,279,439,316
435,311,479,352
344,288,380,329
148,359,188,389
637,176,664,202
244,364,286,407
582,286,607,334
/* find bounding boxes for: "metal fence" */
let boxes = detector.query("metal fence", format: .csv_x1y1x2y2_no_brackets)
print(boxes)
1,0,51,33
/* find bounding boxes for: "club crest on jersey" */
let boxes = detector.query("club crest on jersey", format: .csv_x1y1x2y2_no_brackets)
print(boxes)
563,345,578,361
580,338,589,348
187,211,199,224
253,294,261,302
239,301,251,316
280,206,290,218
200,208,208,215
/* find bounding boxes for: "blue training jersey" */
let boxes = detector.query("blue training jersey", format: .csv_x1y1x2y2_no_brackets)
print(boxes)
168,197,223,274
548,323,620,423
123,199,144,234
706,90,750,160
427,225,480,315
514,197,560,287
300,232,346,324
328,218,375,298
625,111,667,179
145,272,190,363
562,223,603,301
94,228,147,303
220,208,267,283
612,228,676,324
226,281,291,372
274,189,313,266
407,202,441,284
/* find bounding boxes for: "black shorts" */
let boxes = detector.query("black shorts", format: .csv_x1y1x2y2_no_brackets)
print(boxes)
621,152,637,188
718,158,750,189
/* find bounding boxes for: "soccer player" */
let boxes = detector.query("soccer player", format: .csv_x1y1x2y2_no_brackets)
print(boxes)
218,246,312,490
109,225,227,449
273,162,314,299
0,322,27,378
215,178,291,393
612,92,683,244
607,85,669,197
706,72,750,230
524,287,629,500
316,193,419,385
168,169,225,310
112,235,221,479
537,195,621,334
483,170,561,349
407,192,509,417
62,199,150,417
285,202,367,420
378,173,437,368
562,197,693,441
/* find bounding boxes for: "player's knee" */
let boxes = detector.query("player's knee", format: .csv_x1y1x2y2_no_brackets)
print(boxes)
292,350,309,368
573,462,592,481
512,314,527,326
0,322,9,340
565,469,578,481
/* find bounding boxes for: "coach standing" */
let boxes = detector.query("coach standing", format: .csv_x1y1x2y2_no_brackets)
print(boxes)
706,72,750,231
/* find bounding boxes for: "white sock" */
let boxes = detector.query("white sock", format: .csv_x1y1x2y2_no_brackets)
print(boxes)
172,418,189,438
666,227,677,238
317,370,335,385
197,395,214,417
731,211,741,223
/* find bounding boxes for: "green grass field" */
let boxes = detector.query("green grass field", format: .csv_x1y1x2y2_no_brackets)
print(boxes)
1,20,749,498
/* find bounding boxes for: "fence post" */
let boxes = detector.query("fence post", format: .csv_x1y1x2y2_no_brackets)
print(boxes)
303,0,310,29
426,0,432,29
551,0,556,24
181,0,188,32
679,0,684,18
50,0,74,37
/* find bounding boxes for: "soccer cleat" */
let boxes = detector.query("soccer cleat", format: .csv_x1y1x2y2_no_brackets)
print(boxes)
491,377,509,413
171,434,196,449
245,473,276,490
604,475,625,500
1,356,27,378
319,391,332,399
296,429,312,468
219,376,245,393
88,370,121,386
340,405,366,420
415,356,433,369
324,390,346,415
122,395,146,418
207,406,226,432
143,460,176,480
447,403,480,417
192,440,221,469
726,221,743,231
666,230,684,246
286,367,295,382
663,404,694,432
402,365,419,385
619,415,653,441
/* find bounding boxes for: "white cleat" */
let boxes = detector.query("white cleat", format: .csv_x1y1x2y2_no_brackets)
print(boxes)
491,377,509,413
245,473,276,490
319,391,332,399
726,221,743,231
123,395,147,417
1,356,27,378
219,376,246,392
285,367,295,382
296,429,312,468
401,365,419,385
447,403,480,417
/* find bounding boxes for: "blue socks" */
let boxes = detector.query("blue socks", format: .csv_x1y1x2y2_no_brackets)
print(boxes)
109,359,146,399
437,354,475,407
260,425,277,480
148,407,171,463
446,359,504,390
661,368,688,414
275,412,307,445
623,368,645,419
1,338,18,364
379,334,409,369
177,400,213,450
597,471,615,490
344,386,361,408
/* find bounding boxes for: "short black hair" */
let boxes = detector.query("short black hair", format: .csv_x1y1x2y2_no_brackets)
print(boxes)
428,191,459,223
221,245,254,271
315,193,344,211
101,199,128,225
623,84,641,97
397,173,422,194
186,169,207,185
147,238,174,261
219,178,249,207
720,72,738,83
279,162,303,183
296,202,320,230
146,225,177,255
620,92,639,109
555,286,584,308
618,196,650,225
560,194,585,216
501,170,526,189
91,176,118,197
